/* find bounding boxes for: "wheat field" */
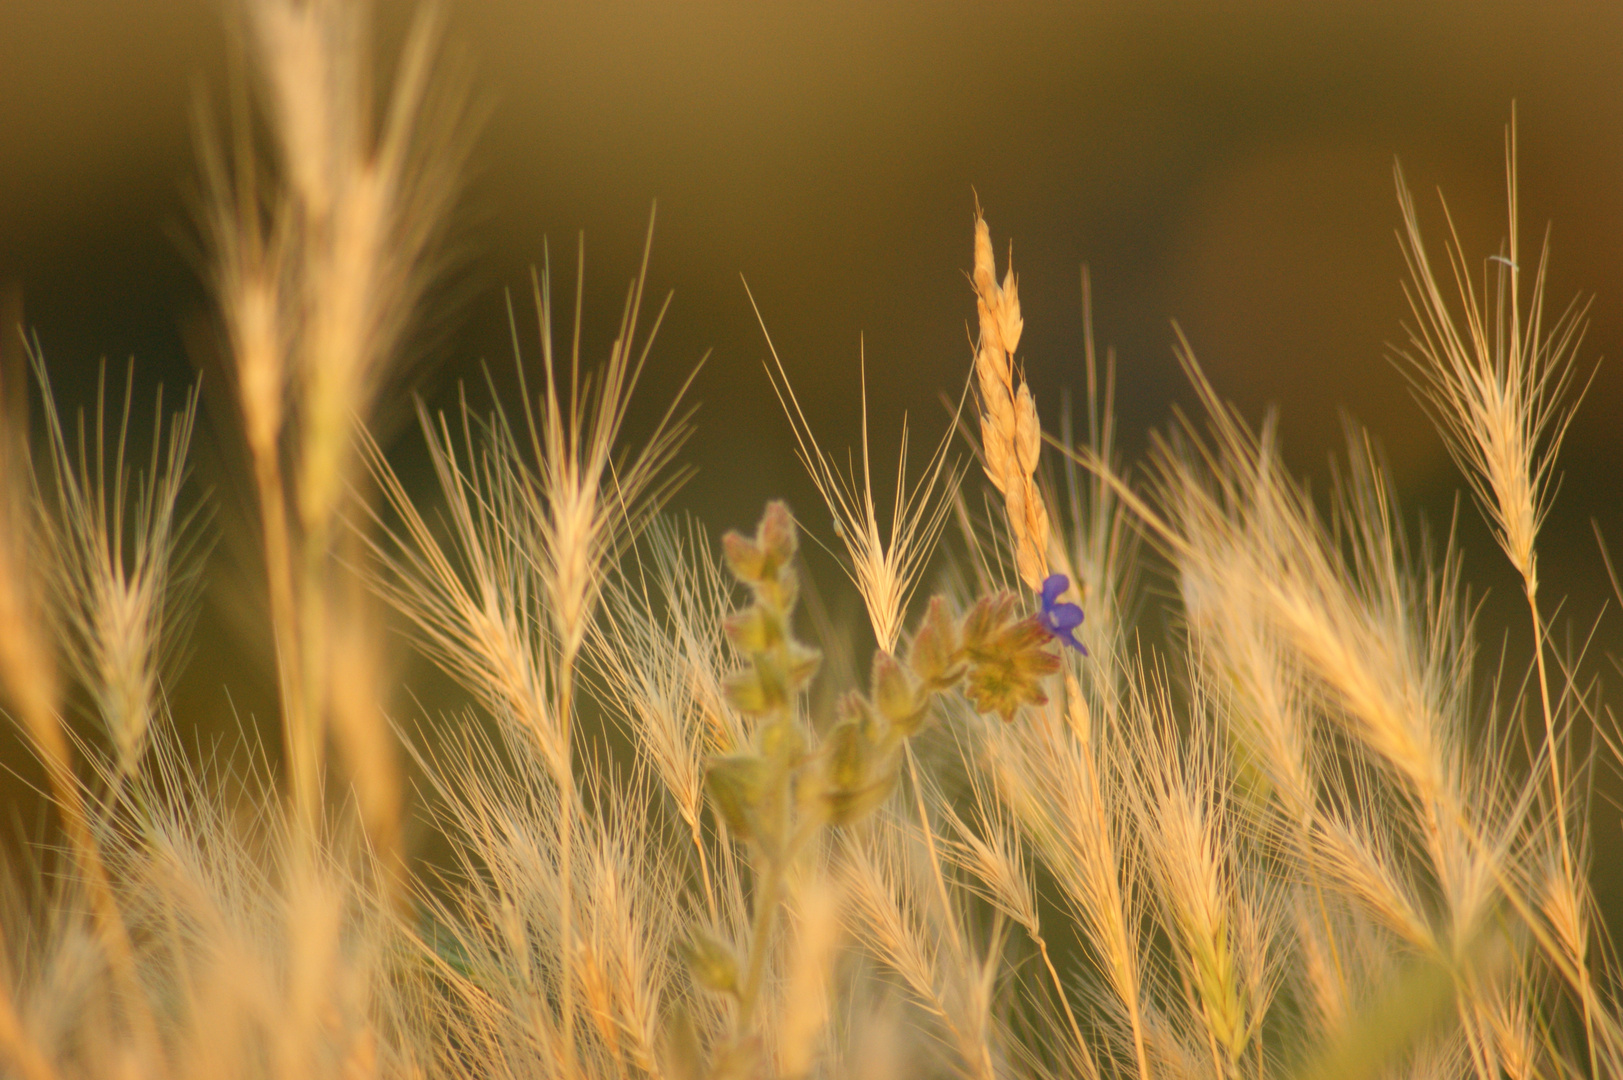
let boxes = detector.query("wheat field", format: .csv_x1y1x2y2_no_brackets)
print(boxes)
0,3,1619,1079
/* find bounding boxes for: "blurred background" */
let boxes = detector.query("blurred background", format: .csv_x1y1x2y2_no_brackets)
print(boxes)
1,0,1622,912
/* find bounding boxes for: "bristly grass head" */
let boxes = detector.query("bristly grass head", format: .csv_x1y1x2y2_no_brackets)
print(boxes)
1391,118,1597,1006
515,212,702,662
1391,112,1592,598
361,215,698,770
34,354,201,781
744,281,963,654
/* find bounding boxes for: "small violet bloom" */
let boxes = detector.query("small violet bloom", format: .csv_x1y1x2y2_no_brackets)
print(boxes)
1038,574,1087,655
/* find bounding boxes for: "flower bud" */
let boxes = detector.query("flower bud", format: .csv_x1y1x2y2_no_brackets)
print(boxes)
752,566,800,615
722,530,769,584
824,715,870,795
757,500,798,565
961,592,1019,652
722,502,798,589
785,641,822,692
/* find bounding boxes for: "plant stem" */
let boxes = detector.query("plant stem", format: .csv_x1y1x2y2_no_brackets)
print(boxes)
1036,932,1094,1078
248,438,312,846
737,853,782,1031
555,658,579,1080
1525,582,1596,1079
905,746,965,963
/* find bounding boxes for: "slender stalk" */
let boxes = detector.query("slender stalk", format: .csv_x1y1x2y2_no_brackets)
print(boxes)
555,658,579,1080
33,725,161,1064
737,853,783,1031
246,433,310,840
1035,931,1093,1076
295,532,334,846
693,818,719,925
905,747,968,966
905,746,997,1080
740,606,796,1034
1526,587,1570,890
1524,585,1596,1077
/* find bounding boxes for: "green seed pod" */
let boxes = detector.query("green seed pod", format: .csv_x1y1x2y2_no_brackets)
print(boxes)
705,754,771,842
785,641,822,693
824,759,899,827
963,612,1061,722
680,931,741,997
961,592,1020,654
725,659,787,716
909,595,965,689
752,565,800,615
722,501,799,589
872,650,928,737
757,714,807,766
836,689,883,741
823,771,898,827
824,714,871,794
816,698,898,826
721,531,770,585
723,603,784,652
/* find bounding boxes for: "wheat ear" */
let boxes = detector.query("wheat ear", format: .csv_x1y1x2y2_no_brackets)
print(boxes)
970,204,1050,591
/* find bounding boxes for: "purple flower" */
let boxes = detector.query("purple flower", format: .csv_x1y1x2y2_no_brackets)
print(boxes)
1038,574,1087,655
